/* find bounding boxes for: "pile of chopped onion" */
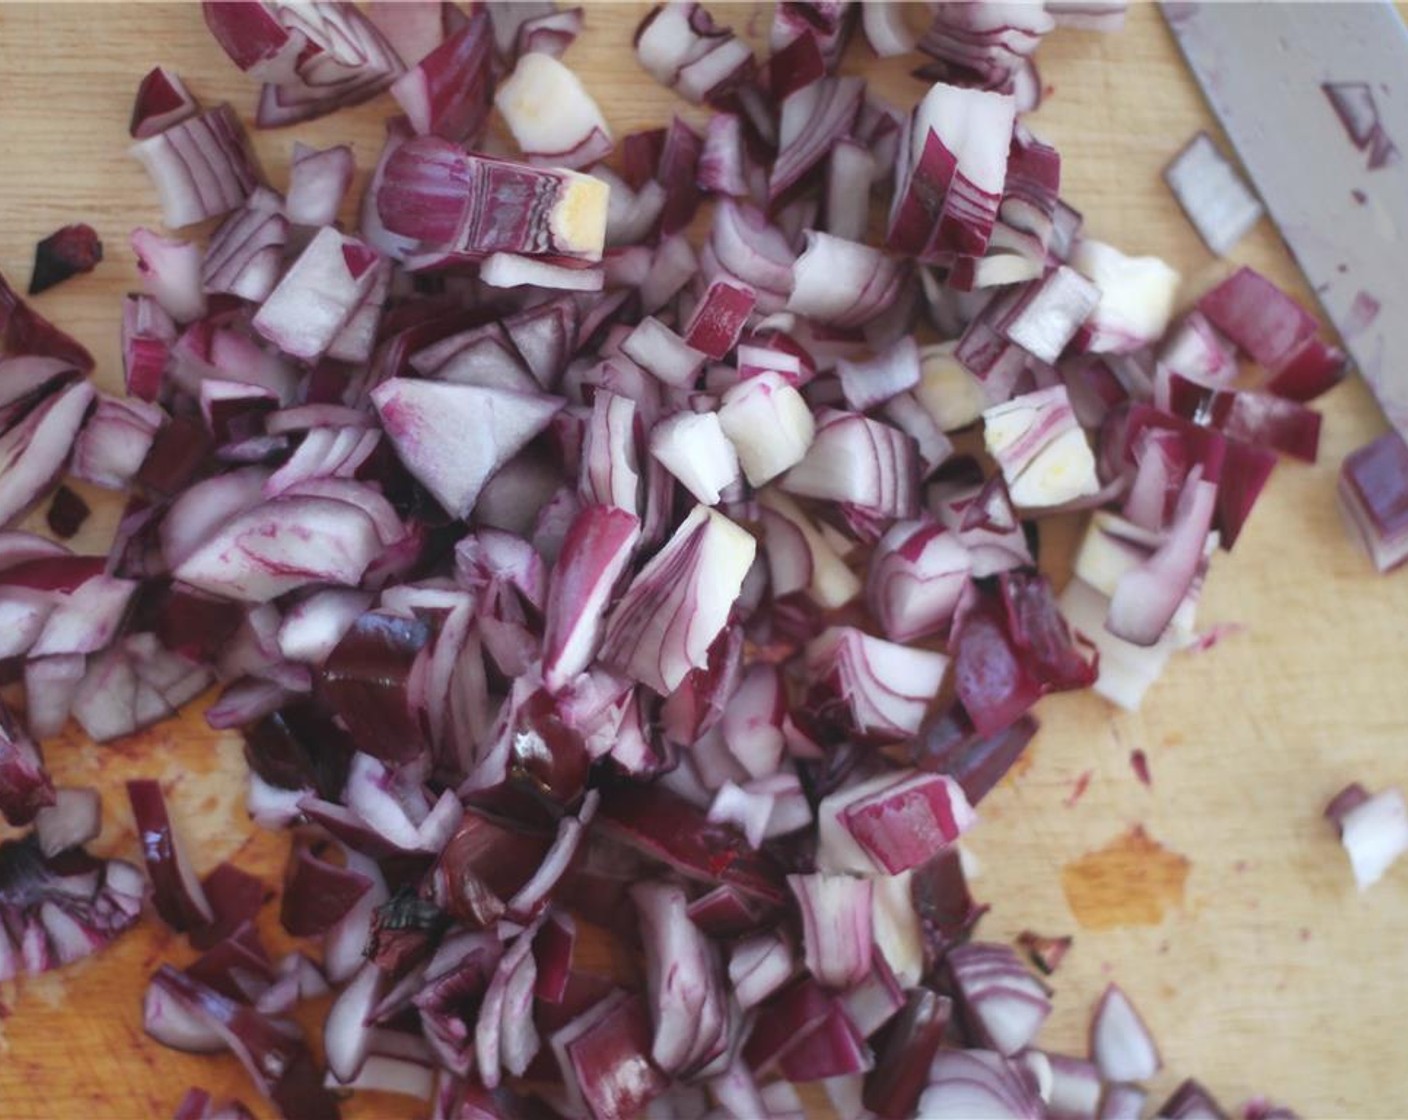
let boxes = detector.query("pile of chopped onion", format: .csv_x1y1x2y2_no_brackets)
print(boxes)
0,2,1349,1118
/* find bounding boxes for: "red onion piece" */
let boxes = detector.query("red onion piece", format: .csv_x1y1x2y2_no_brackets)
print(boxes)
600,504,755,694
788,232,903,329
0,380,94,528
840,770,976,874
131,228,206,324
919,1049,1044,1119
863,988,951,1119
378,138,608,266
1338,430,1408,572
373,378,563,520
130,66,199,139
805,626,948,742
867,518,972,643
862,1,917,58
947,941,1053,1057
127,778,215,932
390,8,493,144
129,103,262,228
252,227,381,360
984,385,1100,510
1100,1083,1149,1120
632,880,728,1075
788,871,873,990
551,990,669,1120
200,195,287,305
279,846,372,937
33,787,100,858
782,409,918,518
648,411,740,506
1196,266,1330,373
1071,240,1180,354
285,142,355,226
0,705,55,826
1157,1078,1230,1120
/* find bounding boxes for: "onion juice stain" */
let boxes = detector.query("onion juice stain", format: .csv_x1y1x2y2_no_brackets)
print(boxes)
1061,825,1190,930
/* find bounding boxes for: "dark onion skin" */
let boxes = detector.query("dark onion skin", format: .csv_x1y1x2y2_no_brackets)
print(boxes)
45,484,90,539
29,224,103,296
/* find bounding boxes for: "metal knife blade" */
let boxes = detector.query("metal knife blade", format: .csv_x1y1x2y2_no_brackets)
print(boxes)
1163,0,1408,434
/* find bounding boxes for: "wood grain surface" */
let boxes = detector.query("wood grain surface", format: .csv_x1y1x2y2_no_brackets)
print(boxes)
1,4,1406,1118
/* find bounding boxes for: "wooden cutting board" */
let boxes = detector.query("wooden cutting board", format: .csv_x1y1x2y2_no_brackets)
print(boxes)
1,4,1405,1118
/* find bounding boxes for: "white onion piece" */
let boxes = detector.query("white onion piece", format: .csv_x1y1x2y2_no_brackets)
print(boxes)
1331,786,1408,890
1091,983,1161,1083
495,52,612,171
372,378,563,519
1163,132,1263,257
1071,240,1180,354
983,386,1100,510
718,371,815,487
649,411,739,506
253,227,382,360
788,871,873,990
130,229,206,324
914,342,988,432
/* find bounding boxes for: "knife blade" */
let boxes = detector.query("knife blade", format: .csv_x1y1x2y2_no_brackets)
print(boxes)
1162,0,1408,435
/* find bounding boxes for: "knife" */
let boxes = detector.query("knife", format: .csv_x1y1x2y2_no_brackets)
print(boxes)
1162,0,1408,435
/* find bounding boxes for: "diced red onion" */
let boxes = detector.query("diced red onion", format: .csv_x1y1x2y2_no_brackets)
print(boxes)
600,505,755,694
788,232,903,329
919,1049,1045,1119
127,778,215,932
129,103,262,228
782,409,918,518
130,66,199,139
252,227,381,360
1338,430,1408,573
805,627,948,742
